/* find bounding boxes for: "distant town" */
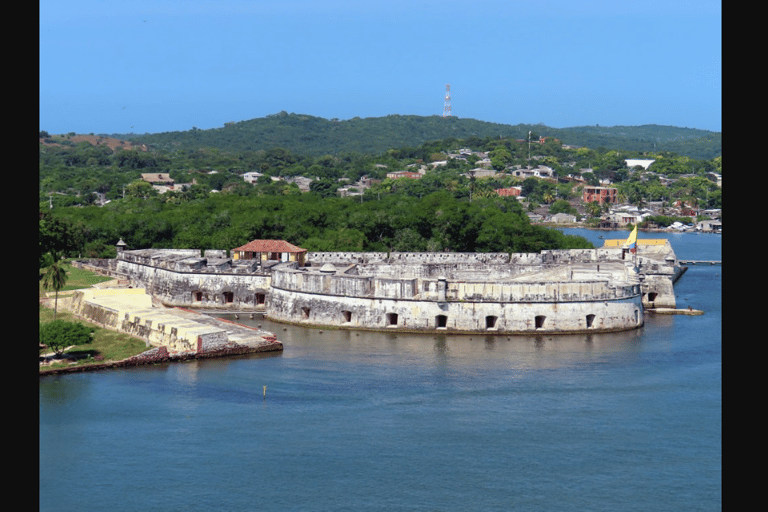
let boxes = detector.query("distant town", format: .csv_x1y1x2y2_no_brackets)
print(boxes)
131,146,720,235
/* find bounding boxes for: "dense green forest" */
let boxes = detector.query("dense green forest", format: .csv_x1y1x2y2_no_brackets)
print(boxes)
103,112,721,160
39,190,596,264
39,114,722,263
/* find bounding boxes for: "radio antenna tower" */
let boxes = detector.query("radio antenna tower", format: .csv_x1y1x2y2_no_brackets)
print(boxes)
442,84,452,117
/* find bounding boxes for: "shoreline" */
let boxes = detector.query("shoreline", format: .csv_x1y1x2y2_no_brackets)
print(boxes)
39,289,284,377
39,337,283,377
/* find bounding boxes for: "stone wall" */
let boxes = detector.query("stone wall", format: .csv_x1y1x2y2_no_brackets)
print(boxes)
92,244,686,334
266,285,643,334
267,260,644,333
68,288,282,358
271,266,640,303
114,253,271,310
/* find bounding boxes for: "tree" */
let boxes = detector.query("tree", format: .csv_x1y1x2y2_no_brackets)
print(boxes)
40,320,93,356
125,180,157,199
549,199,576,216
39,209,87,265
585,200,602,218
489,147,513,170
309,178,338,198
41,251,68,321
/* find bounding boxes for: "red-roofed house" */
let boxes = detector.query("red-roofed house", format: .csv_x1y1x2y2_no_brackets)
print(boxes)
232,240,307,266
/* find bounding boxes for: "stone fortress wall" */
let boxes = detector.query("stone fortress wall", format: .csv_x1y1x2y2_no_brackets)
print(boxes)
267,251,645,334
81,239,683,335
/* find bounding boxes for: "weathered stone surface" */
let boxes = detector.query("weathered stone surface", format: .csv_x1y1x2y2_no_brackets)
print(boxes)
73,241,682,335
67,288,282,358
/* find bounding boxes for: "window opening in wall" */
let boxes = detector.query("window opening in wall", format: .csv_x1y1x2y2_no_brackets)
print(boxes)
436,315,448,329
386,313,398,326
223,291,234,303
485,315,498,330
256,293,266,305
301,307,311,319
647,292,658,302
635,309,640,324
193,291,203,302
535,315,546,329
342,310,352,323
586,314,596,328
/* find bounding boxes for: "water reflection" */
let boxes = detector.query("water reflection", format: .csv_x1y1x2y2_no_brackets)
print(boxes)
212,312,649,373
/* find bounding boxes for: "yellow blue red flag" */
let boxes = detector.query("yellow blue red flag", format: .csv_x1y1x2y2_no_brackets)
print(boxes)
626,225,638,253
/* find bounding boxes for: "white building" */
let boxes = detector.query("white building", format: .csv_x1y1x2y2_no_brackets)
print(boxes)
243,171,263,184
625,159,656,170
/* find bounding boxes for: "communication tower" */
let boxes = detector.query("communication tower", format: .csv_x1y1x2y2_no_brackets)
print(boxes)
443,84,452,117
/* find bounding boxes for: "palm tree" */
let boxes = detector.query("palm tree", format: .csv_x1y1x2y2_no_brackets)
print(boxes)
41,251,68,321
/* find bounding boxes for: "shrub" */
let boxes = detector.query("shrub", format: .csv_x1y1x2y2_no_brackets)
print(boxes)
40,320,94,355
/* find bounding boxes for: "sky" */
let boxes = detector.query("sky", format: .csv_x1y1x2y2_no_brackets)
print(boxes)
40,0,721,135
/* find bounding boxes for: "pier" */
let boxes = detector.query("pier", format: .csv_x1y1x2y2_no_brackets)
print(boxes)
679,260,721,265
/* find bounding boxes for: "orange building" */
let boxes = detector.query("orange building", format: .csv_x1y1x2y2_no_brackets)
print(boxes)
583,186,618,205
495,187,522,197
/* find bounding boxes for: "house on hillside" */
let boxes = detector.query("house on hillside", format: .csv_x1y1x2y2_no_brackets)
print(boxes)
141,173,174,186
467,168,496,178
510,166,555,180
231,240,307,266
386,171,422,180
583,186,618,205
243,171,263,184
495,187,522,197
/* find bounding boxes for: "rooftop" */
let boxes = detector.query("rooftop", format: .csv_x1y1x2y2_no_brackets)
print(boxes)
232,239,307,253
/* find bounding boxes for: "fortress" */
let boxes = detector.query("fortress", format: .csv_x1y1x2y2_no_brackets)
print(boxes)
77,236,686,336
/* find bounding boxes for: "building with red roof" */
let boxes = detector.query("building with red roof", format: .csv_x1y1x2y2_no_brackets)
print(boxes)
232,240,307,266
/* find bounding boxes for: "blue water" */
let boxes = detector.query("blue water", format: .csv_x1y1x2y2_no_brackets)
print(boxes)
40,230,721,511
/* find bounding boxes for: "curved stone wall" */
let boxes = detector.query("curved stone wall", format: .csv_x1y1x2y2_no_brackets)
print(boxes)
93,245,688,334
266,265,644,334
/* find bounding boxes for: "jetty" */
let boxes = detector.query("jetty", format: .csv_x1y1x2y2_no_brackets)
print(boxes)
679,260,721,265
646,307,704,316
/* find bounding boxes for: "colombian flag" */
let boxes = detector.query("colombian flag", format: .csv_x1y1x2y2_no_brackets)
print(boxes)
626,225,638,253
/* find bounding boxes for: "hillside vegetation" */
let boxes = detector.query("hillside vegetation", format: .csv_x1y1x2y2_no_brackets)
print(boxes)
39,112,722,260
104,112,721,160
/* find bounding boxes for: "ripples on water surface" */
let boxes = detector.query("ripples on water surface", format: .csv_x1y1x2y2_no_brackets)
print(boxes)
40,231,721,511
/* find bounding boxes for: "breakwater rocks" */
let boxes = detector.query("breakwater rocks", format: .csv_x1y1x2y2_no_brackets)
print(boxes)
39,340,282,376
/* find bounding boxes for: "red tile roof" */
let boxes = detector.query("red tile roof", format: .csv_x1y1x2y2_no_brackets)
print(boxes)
232,240,307,253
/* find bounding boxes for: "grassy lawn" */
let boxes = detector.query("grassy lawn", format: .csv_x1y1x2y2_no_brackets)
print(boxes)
39,261,114,295
39,261,150,371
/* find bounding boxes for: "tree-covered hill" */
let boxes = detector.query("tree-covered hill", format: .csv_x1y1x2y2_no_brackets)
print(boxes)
105,112,721,160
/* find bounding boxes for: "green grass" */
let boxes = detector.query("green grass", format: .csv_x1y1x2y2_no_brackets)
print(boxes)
39,260,113,297
39,263,150,371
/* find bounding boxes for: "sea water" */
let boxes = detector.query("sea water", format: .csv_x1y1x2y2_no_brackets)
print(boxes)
39,231,721,511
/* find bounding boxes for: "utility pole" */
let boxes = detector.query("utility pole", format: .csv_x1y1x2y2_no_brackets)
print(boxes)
528,131,532,169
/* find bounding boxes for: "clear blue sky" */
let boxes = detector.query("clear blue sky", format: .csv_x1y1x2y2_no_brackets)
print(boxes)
40,0,721,135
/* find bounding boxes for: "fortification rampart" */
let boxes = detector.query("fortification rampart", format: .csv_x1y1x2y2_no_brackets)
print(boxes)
68,288,282,356
113,250,272,310
266,261,644,334
79,241,683,334
270,266,640,303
